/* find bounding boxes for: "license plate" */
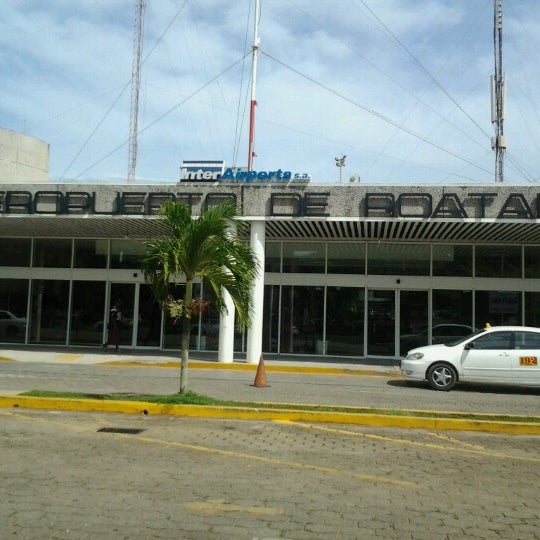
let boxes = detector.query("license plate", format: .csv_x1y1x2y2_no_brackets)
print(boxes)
519,356,538,366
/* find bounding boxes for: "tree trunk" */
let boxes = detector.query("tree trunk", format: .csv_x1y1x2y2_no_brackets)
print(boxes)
179,280,193,394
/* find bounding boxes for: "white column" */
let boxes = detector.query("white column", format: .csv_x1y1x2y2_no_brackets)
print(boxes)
218,223,237,363
218,288,234,363
246,219,265,364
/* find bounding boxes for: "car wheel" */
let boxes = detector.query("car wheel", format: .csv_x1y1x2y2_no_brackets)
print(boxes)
427,363,457,391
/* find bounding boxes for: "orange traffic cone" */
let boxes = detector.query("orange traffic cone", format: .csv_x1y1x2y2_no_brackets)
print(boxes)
252,354,269,388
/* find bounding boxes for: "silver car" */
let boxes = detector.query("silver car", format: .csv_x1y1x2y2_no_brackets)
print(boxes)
401,325,540,391
0,310,27,339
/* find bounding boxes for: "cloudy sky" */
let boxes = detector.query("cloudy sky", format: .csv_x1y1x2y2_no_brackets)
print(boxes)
2,0,540,185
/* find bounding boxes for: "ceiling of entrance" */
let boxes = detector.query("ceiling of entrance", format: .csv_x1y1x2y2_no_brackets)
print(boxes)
0,215,539,244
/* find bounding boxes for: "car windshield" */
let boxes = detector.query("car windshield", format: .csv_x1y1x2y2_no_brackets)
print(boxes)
445,328,486,347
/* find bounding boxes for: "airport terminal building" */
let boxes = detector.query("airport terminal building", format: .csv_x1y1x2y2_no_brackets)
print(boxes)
1,177,540,363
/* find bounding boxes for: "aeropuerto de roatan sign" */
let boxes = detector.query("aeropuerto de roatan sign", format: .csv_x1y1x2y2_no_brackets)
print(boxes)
0,187,539,219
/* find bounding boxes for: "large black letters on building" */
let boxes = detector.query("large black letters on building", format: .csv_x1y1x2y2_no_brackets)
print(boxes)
0,190,538,219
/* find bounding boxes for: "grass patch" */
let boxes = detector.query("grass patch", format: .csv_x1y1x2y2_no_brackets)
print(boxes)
19,389,540,423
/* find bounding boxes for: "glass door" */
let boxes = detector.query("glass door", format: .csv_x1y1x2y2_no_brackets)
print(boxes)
367,289,395,356
108,283,136,347
136,284,162,347
399,290,429,356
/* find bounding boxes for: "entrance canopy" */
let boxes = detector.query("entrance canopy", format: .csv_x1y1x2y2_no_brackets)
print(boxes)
0,183,539,243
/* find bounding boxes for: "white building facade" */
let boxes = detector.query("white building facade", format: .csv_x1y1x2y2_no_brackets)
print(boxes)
0,181,539,363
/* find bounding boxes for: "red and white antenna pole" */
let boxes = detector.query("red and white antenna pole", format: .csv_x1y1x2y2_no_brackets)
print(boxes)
247,0,261,171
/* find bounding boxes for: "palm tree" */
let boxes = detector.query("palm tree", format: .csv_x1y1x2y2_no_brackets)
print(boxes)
142,200,258,394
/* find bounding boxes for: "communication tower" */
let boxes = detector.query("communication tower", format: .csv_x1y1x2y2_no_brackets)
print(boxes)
128,0,145,183
491,0,506,183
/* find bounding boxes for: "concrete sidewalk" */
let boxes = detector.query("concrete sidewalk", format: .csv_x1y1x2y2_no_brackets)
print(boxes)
0,345,400,374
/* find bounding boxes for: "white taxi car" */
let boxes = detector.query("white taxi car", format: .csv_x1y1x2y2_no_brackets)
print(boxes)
401,325,540,391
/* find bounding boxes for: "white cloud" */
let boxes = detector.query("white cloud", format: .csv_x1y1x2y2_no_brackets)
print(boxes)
1,0,539,184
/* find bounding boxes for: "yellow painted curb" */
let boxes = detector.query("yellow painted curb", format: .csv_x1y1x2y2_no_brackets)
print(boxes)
0,356,14,362
1,395,539,435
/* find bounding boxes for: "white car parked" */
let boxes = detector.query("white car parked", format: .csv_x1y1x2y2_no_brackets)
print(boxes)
0,310,27,338
401,325,540,391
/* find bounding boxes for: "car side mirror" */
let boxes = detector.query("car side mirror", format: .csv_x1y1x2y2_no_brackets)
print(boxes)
464,342,474,350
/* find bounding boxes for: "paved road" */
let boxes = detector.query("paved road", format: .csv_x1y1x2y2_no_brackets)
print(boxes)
1,360,540,417
2,408,540,539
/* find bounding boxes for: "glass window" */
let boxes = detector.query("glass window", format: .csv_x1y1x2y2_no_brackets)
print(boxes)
514,331,540,349
432,245,472,276
70,281,106,345
475,245,521,278
29,279,70,344
110,239,146,269
475,290,522,328
400,291,428,355
525,292,540,327
367,243,429,276
263,285,280,353
280,285,324,354
0,279,28,343
136,284,162,347
74,239,108,268
265,242,281,272
433,290,473,327
33,239,72,268
367,289,395,356
326,287,364,356
0,238,31,267
524,246,540,278
104,284,136,347
471,331,512,350
327,243,365,274
282,242,325,273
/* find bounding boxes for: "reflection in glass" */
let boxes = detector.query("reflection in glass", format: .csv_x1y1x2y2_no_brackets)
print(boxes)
327,243,365,274
110,240,146,269
399,291,428,355
74,239,108,268
107,283,136,347
432,245,472,276
525,292,540,327
282,243,325,273
263,285,280,353
136,284,162,347
368,244,429,276
0,238,31,267
280,286,324,353
33,239,72,268
265,242,281,272
433,290,473,328
475,290,522,327
70,281,106,345
475,245,521,278
367,290,395,356
524,246,540,278
326,287,364,356
0,279,29,343
29,279,70,344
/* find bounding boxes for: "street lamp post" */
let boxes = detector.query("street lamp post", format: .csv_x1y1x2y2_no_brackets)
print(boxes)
335,155,346,183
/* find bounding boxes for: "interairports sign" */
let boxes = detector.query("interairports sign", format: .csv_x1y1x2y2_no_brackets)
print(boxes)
179,160,311,184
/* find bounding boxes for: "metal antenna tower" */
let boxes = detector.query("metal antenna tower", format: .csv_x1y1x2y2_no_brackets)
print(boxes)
128,0,145,183
491,0,506,183
247,0,261,171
